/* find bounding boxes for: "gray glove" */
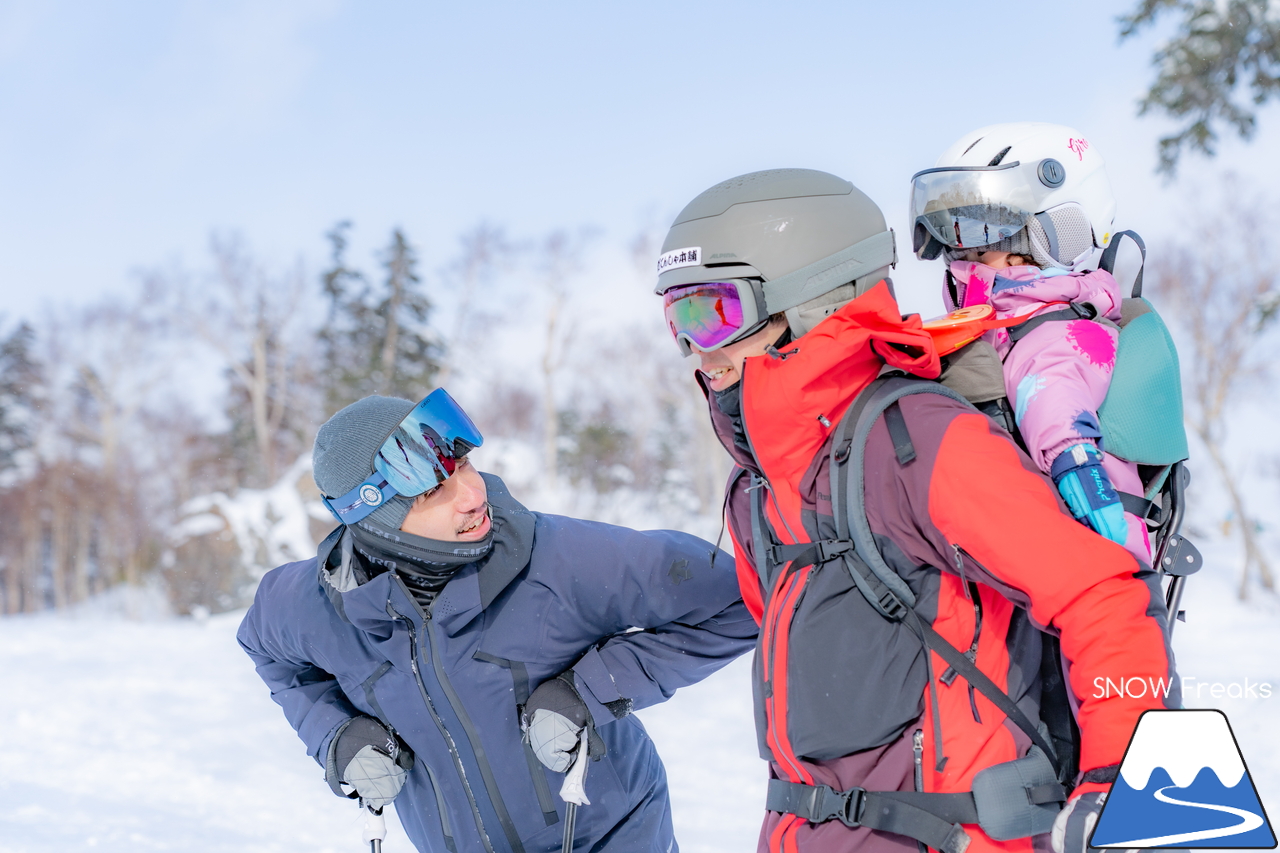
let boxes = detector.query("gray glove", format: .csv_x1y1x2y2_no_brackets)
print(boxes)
328,717,413,809
1051,792,1120,853
521,675,606,772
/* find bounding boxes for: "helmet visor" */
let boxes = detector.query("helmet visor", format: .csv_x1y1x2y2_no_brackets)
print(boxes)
910,162,1045,251
323,388,484,524
662,280,762,353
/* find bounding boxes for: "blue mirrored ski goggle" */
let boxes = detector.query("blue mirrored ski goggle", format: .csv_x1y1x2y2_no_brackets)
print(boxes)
322,388,484,525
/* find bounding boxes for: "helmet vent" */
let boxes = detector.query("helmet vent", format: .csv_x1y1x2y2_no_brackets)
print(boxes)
987,146,1012,167
706,169,798,198
961,136,984,156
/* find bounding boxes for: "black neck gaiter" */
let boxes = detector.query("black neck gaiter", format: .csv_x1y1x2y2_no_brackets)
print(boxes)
709,326,794,463
711,383,753,462
349,513,495,606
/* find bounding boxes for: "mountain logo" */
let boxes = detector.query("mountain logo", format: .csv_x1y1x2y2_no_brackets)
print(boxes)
1091,709,1276,848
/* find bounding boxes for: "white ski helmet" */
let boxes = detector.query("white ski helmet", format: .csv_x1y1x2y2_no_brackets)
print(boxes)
909,122,1116,268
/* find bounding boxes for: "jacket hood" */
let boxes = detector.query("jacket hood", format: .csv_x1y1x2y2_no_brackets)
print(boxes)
316,472,537,635
703,280,940,488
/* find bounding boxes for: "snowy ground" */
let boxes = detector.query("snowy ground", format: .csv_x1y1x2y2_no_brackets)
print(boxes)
0,587,763,853
0,537,1275,853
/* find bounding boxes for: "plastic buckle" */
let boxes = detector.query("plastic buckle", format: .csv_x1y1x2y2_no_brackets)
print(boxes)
767,544,792,567
831,786,866,828
878,590,909,621
833,439,853,464
816,539,854,563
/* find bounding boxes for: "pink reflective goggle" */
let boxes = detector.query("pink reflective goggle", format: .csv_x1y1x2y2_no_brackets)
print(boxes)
662,280,766,355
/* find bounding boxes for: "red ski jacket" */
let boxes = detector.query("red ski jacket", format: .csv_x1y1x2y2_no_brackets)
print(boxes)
707,283,1178,853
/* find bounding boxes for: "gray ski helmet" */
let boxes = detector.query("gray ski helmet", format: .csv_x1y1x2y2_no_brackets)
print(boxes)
313,395,416,529
655,169,897,339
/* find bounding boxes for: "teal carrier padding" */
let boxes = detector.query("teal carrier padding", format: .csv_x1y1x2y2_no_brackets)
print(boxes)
1098,296,1189,466
1094,231,1201,636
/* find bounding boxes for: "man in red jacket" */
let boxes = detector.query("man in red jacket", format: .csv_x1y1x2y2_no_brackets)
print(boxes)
653,169,1179,853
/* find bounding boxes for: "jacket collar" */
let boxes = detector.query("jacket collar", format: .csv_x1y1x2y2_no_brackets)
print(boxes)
704,282,940,493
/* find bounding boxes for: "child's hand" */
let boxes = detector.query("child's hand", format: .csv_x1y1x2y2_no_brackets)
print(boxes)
1050,444,1127,545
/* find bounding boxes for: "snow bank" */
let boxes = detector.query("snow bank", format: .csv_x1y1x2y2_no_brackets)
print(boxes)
173,454,322,580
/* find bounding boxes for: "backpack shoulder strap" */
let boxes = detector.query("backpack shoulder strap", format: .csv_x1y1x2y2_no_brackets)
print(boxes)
748,473,778,585
830,376,975,611
1098,229,1147,298
830,375,1065,777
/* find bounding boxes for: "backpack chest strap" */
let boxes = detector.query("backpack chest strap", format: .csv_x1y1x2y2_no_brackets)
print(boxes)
1006,302,1097,344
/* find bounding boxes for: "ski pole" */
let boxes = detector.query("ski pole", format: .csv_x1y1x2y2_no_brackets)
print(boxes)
562,802,577,853
559,727,591,853
364,805,387,853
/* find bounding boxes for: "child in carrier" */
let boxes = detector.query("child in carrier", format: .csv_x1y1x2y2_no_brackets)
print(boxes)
910,122,1152,564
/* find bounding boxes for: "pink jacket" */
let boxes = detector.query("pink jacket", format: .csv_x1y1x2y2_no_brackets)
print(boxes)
945,261,1152,563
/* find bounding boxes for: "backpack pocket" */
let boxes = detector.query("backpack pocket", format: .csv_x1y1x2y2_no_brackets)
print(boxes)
783,559,928,760
971,746,1065,840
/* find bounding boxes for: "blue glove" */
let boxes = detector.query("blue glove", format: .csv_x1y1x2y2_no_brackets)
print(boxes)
1050,444,1127,545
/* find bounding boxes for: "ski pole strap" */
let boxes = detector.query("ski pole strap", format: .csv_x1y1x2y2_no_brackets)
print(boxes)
1006,303,1096,344
766,780,974,853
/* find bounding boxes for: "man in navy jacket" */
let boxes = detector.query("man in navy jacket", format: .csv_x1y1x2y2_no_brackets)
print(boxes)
238,392,756,853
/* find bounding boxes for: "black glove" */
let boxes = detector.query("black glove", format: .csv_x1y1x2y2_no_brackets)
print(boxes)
327,716,414,808
521,674,607,771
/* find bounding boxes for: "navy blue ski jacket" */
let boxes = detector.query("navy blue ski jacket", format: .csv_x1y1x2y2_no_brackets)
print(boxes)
237,474,756,853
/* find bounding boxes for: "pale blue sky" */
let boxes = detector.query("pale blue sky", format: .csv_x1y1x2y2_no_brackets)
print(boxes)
2,0,1277,322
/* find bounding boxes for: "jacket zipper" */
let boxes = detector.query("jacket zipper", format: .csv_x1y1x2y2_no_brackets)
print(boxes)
913,729,927,853
761,563,809,784
947,546,987,723
739,361,797,781
474,651,559,824
951,544,970,598
359,664,457,847
421,604,526,853
912,728,924,792
739,359,818,853
395,605,497,853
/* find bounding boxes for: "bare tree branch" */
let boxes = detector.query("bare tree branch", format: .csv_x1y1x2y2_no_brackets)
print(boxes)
1154,175,1279,597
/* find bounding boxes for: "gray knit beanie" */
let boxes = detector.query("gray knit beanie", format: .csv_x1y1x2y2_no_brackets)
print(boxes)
313,396,416,529
943,227,1038,265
